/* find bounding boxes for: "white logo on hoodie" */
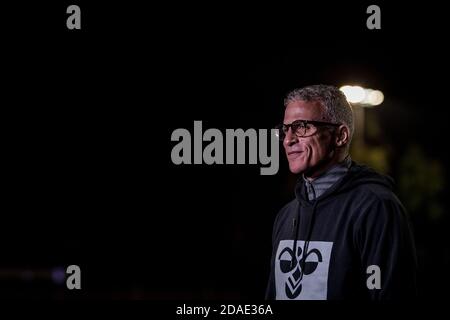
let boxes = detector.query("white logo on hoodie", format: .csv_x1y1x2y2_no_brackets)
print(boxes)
275,240,333,300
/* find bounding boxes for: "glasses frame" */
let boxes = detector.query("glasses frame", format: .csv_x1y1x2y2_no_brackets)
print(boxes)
275,119,341,140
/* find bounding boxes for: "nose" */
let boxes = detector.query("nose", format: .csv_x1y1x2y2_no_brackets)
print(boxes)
284,128,298,147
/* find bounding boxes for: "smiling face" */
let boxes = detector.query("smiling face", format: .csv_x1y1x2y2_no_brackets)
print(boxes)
283,100,337,177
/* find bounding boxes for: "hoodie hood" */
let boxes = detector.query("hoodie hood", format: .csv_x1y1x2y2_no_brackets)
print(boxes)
294,161,395,206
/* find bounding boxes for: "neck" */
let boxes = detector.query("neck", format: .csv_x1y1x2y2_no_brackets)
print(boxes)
302,154,351,201
304,152,349,182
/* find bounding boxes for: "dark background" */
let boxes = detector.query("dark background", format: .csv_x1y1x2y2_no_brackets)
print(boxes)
2,1,449,300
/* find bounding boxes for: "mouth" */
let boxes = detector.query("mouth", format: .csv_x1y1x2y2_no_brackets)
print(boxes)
287,151,304,159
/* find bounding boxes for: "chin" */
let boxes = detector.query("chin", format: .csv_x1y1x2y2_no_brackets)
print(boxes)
288,162,307,174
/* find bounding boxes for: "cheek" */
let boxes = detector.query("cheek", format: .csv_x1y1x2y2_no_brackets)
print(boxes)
307,138,328,160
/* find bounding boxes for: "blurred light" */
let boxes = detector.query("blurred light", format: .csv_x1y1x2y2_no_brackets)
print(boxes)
51,266,66,285
339,85,366,103
367,90,384,105
340,85,384,106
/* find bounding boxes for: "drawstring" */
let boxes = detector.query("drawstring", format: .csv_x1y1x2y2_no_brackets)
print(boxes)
291,180,319,279
301,200,318,277
291,214,300,268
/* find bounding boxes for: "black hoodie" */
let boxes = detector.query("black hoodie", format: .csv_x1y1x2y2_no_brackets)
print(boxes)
265,162,417,300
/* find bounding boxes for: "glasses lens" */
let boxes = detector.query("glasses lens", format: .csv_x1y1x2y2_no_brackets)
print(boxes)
292,121,306,137
296,122,319,137
276,120,322,140
304,123,315,136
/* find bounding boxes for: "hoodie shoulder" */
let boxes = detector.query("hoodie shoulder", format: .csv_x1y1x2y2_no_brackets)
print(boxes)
277,198,297,219
359,181,398,200
344,163,402,205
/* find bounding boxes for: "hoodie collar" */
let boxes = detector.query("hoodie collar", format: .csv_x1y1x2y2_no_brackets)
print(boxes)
302,156,352,201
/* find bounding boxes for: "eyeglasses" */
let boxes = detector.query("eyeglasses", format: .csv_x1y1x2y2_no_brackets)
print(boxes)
275,119,340,141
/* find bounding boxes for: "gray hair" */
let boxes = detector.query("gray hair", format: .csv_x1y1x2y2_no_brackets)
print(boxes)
284,84,354,145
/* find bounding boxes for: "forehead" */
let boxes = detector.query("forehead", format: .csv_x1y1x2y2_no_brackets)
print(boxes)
284,100,326,122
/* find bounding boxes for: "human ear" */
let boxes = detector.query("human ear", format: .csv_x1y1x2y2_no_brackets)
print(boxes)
335,125,349,147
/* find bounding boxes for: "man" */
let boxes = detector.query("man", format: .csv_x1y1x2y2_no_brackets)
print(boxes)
265,85,417,300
